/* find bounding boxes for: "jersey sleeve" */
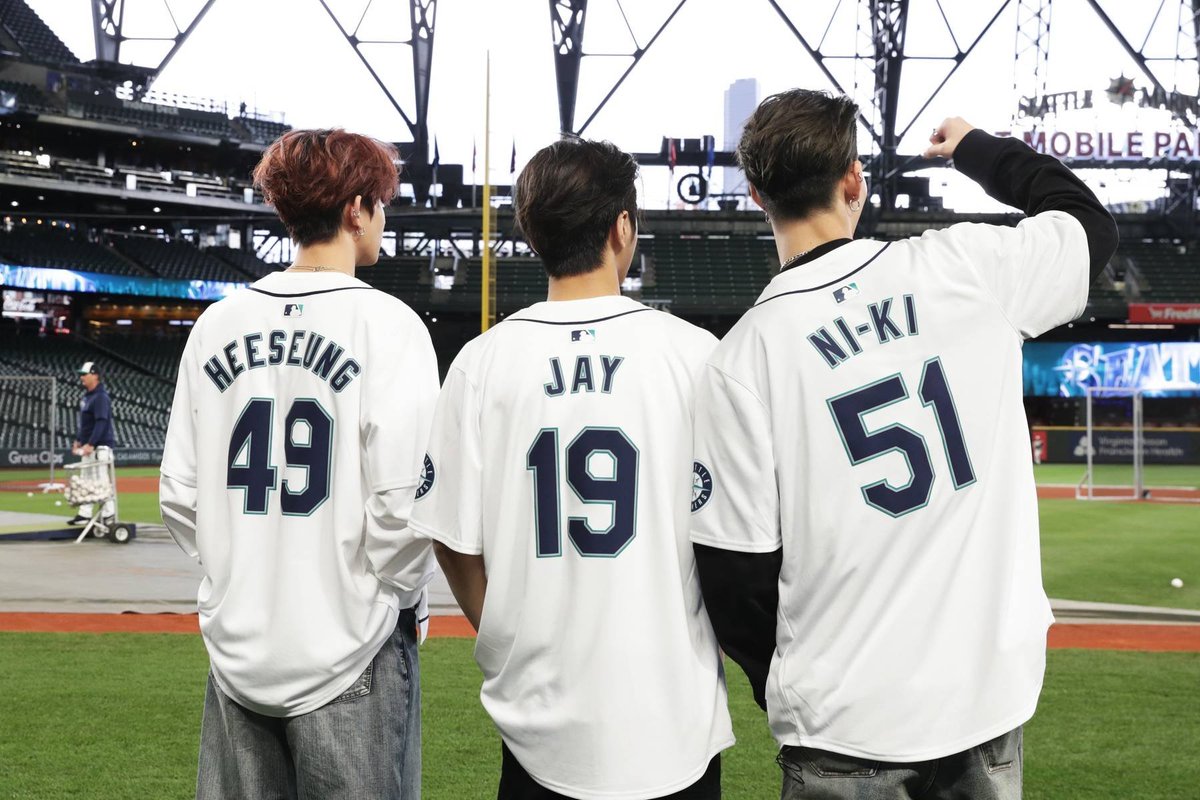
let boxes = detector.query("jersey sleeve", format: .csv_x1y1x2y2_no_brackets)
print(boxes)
161,335,200,556
929,210,1090,339
361,313,440,493
161,334,200,486
408,364,484,555
691,364,781,553
360,311,441,590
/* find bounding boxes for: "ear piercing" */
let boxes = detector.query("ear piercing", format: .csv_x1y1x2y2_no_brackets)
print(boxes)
355,228,364,237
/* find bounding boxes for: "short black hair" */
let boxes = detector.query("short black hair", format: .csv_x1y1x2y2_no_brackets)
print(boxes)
514,137,638,278
737,89,860,222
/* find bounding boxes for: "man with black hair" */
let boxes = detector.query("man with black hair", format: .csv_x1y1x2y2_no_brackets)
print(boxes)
691,91,1118,798
410,137,733,800
69,360,116,525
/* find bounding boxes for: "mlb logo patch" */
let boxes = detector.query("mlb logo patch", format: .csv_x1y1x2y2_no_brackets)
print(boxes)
832,283,859,303
284,303,304,317
571,329,596,343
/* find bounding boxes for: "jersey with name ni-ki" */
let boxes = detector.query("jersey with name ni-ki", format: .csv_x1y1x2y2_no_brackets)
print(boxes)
692,213,1089,761
161,270,438,717
410,295,734,800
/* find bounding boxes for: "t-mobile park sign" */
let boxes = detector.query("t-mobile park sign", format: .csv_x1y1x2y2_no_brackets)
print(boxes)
1129,303,1200,324
1014,75,1200,161
1004,128,1200,161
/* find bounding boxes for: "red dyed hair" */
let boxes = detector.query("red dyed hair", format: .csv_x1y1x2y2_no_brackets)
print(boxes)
253,129,400,246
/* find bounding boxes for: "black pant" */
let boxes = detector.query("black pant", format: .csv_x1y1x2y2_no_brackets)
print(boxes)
498,743,721,800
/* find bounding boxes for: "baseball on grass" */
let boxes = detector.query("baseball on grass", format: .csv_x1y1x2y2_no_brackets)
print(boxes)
54,500,62,506
1171,578,1184,589
26,491,33,497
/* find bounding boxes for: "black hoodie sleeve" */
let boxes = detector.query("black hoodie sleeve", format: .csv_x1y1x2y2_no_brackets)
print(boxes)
694,543,782,711
952,129,1119,281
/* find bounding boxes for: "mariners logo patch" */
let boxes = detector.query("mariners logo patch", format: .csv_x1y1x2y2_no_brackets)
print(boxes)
691,461,713,512
415,454,435,499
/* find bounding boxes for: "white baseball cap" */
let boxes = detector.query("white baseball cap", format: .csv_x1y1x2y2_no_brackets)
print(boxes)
77,361,99,375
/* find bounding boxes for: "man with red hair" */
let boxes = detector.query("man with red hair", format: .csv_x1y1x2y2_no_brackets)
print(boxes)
161,129,438,800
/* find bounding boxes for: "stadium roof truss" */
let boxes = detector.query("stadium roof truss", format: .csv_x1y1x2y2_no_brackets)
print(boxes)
547,0,1200,230
88,0,438,163
91,0,219,84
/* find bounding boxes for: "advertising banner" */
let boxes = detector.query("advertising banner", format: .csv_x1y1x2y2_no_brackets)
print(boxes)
4,448,163,468
1128,304,1200,324
1032,427,1200,465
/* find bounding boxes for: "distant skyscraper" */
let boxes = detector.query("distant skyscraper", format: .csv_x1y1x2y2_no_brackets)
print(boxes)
723,78,759,196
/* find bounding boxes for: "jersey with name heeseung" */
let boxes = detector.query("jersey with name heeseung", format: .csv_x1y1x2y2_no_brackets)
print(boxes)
161,269,438,717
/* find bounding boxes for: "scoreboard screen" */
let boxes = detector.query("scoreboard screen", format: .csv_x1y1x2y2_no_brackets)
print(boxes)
1023,342,1200,397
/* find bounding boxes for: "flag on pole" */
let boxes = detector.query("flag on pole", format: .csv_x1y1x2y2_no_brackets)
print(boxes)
668,137,678,173
432,138,440,171
472,139,477,176
510,141,517,175
704,135,715,178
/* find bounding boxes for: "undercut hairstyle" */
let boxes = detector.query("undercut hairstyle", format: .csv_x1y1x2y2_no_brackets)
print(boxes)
514,137,638,279
253,129,399,246
736,89,860,222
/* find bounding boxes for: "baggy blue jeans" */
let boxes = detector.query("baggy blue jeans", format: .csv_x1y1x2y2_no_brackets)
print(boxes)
778,727,1023,800
196,607,421,800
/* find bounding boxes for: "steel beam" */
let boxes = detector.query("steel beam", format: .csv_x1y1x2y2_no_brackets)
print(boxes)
548,0,690,136
1084,0,1172,98
91,0,123,63
549,0,586,135
1013,0,1053,114
869,0,909,211
153,1,220,78
410,0,437,163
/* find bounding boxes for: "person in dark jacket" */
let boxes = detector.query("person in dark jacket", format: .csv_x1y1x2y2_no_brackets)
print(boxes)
69,361,116,525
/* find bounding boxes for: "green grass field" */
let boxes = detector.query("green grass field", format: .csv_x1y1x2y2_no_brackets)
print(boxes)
0,634,1196,799
1,466,1198,795
1033,463,1200,488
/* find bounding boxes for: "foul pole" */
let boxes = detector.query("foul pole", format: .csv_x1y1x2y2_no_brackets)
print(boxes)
481,52,495,332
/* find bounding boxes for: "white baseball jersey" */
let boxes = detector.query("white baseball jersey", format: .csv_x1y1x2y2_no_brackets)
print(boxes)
160,270,439,717
409,295,734,799
692,211,1090,761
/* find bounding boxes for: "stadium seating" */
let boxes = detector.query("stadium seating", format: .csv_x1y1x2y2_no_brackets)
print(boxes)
235,116,291,144
646,235,776,311
0,79,52,112
0,148,57,181
1122,241,1200,302
208,246,282,279
360,256,429,302
111,235,248,283
0,0,79,64
0,334,178,449
0,226,149,275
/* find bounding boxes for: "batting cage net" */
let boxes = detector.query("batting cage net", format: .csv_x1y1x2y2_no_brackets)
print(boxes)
0,375,65,491
1076,387,1200,503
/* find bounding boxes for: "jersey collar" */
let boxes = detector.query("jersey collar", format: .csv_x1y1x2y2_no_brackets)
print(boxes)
505,294,647,325
757,239,892,305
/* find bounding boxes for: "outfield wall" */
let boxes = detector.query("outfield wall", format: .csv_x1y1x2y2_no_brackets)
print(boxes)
5,449,164,468
1032,427,1200,465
